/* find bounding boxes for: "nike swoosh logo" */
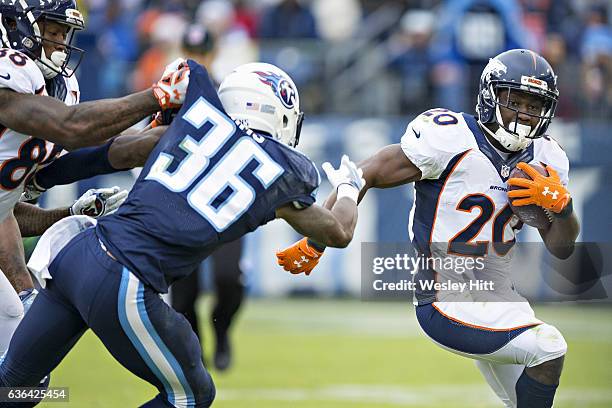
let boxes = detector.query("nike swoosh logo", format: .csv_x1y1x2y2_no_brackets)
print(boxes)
0,73,10,80
412,128,420,138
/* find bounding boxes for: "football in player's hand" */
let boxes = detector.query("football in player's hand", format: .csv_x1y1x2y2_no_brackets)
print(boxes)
508,164,553,229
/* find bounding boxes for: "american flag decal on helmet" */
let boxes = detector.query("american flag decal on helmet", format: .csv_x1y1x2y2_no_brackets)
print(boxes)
246,102,260,110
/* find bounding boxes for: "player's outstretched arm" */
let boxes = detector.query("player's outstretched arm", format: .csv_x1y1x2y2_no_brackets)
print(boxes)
0,59,188,150
322,144,422,210
16,187,128,237
107,125,168,169
276,156,365,275
276,145,421,275
24,126,168,196
277,155,365,248
0,89,158,150
276,196,358,249
13,203,69,237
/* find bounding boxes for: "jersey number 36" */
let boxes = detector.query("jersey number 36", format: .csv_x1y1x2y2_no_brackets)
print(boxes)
146,97,284,232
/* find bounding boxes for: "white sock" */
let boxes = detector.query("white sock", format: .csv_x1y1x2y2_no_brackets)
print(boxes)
475,360,524,408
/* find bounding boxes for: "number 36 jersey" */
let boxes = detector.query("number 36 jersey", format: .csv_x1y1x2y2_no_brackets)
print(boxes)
0,49,79,222
402,109,569,304
96,61,319,293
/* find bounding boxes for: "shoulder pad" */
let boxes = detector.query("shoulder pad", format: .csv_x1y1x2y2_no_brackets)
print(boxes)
0,49,44,95
401,108,474,179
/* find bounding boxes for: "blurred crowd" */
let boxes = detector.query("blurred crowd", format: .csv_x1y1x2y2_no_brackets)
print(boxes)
75,0,611,119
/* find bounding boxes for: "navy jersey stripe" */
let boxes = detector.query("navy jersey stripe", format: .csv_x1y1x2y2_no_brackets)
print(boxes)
412,150,470,305
412,149,471,256
45,75,67,102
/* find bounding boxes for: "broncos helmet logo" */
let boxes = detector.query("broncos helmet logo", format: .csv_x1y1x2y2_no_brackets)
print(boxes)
255,71,297,109
481,58,508,83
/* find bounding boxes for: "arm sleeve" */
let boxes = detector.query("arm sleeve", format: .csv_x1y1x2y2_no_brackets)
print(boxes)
34,140,117,189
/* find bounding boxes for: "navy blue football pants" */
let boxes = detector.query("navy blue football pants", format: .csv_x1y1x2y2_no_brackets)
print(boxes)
0,228,215,407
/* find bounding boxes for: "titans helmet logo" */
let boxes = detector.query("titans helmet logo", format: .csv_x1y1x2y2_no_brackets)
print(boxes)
255,71,297,109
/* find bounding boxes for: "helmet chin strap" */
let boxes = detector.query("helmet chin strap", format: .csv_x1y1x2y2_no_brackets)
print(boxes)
36,49,66,79
485,105,534,151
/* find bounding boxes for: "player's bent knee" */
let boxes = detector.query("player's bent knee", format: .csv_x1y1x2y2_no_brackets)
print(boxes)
525,324,567,368
192,370,216,407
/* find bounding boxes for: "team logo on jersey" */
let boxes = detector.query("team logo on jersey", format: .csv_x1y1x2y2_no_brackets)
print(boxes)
255,71,297,109
501,165,511,178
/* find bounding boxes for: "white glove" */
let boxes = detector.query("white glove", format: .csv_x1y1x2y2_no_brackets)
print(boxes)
161,57,187,78
152,58,190,110
321,155,365,203
70,186,128,218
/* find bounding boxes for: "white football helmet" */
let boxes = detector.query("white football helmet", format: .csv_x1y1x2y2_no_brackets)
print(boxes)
218,63,304,147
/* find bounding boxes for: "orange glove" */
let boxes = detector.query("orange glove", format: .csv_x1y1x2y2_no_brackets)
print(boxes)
276,238,324,276
507,162,571,213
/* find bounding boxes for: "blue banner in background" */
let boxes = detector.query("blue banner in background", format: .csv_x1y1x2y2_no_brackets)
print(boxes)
42,115,611,299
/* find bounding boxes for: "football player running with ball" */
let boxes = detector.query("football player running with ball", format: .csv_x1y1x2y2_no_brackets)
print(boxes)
0,61,364,407
279,49,579,408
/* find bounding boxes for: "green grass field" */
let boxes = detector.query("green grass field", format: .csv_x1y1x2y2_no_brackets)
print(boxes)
40,299,612,408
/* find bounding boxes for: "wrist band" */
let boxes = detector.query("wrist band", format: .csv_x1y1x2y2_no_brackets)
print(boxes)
307,238,326,253
554,198,573,219
337,183,359,203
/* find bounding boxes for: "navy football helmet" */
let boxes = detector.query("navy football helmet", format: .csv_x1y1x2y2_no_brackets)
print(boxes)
476,49,559,151
0,0,84,78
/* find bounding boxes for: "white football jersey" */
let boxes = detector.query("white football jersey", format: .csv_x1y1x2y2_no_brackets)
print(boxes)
0,49,79,222
402,108,568,320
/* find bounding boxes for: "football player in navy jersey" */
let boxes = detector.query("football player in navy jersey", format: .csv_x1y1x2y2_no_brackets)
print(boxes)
0,61,365,407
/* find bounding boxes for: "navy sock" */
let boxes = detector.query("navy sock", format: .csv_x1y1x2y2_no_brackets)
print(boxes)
515,369,558,408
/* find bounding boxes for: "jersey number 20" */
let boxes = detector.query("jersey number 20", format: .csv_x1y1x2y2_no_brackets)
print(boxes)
448,195,516,257
146,97,284,231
